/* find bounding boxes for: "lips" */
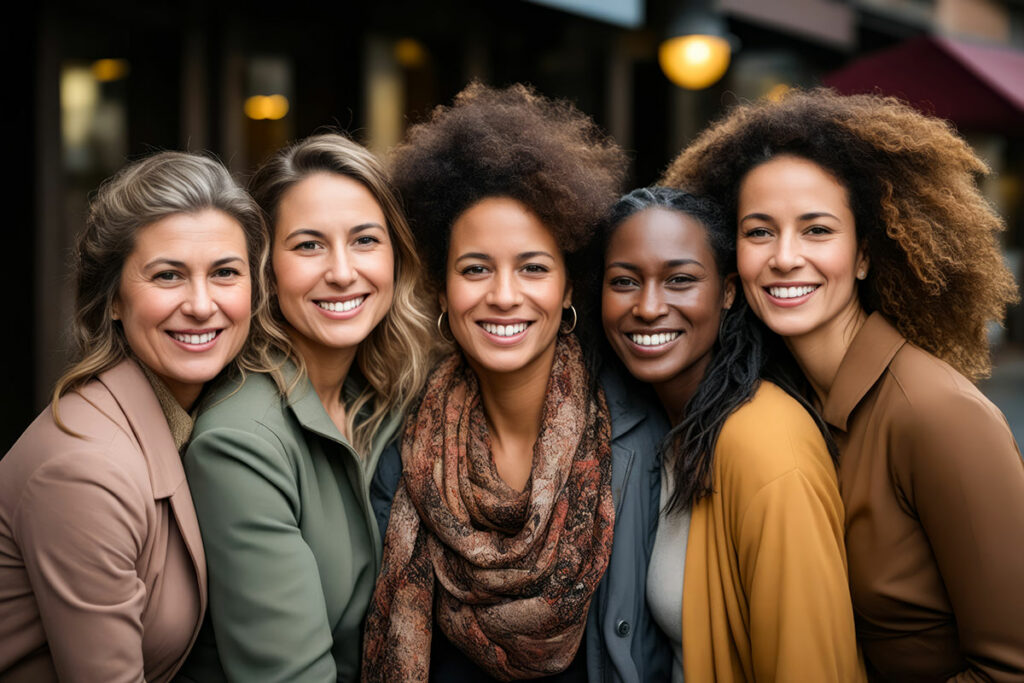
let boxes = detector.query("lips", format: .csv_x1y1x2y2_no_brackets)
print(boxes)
480,321,530,337
168,330,220,345
767,284,819,299
315,295,366,312
627,331,680,347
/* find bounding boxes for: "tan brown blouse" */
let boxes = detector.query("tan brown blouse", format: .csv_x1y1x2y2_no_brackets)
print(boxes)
824,313,1024,683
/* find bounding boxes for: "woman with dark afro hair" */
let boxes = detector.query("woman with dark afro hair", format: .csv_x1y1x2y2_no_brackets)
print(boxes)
664,88,1024,682
364,83,671,682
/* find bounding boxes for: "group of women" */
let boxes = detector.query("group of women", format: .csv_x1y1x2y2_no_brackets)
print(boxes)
0,82,1021,683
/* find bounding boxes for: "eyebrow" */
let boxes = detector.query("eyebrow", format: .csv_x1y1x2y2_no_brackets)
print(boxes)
144,256,245,270
606,258,702,272
739,211,840,222
454,250,555,263
283,223,385,241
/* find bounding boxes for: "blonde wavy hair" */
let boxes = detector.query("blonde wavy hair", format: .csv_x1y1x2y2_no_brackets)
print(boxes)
52,150,273,431
663,88,1019,380
248,133,434,455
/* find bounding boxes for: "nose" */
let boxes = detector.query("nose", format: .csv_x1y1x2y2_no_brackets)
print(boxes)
485,270,522,309
768,231,806,272
325,249,357,287
182,280,217,321
633,282,667,321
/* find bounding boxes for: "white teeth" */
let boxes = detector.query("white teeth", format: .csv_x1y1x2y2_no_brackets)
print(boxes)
172,331,217,345
316,296,365,312
768,285,818,299
481,322,529,337
629,332,680,347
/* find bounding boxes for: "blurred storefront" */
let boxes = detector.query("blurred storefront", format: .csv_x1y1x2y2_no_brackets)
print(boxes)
6,0,1024,449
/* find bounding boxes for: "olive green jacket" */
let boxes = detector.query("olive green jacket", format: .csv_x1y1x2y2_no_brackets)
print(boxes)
175,364,399,683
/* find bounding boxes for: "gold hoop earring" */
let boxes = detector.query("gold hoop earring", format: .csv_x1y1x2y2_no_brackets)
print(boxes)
436,311,455,344
560,305,577,334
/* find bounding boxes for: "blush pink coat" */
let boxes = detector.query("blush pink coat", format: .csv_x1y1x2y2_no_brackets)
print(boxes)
0,359,207,682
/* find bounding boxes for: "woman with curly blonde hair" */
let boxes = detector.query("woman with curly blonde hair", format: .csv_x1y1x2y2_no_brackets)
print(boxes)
664,88,1024,682
177,133,434,682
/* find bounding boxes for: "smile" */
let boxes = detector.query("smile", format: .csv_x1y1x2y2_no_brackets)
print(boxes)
767,285,819,299
168,330,220,345
316,296,365,313
480,321,530,337
628,331,680,347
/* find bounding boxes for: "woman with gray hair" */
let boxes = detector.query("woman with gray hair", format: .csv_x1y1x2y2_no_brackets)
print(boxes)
0,151,270,682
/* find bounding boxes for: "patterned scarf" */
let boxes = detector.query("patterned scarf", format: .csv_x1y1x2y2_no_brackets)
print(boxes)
362,335,614,681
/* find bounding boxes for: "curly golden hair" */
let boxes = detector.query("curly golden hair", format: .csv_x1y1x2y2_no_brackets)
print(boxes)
390,82,627,288
662,88,1019,380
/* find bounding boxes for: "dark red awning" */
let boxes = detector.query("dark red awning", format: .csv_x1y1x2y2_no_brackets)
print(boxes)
824,35,1024,134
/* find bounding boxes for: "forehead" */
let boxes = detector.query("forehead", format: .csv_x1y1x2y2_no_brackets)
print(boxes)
276,172,385,226
449,197,561,256
130,210,247,260
739,156,851,211
607,208,714,263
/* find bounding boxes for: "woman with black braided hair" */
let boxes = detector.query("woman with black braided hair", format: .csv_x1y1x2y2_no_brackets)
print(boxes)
600,187,865,682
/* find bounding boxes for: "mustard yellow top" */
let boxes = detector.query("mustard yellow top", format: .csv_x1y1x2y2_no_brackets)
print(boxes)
681,381,865,682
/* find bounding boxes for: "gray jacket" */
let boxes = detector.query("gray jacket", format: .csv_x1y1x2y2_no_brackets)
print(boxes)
369,365,671,683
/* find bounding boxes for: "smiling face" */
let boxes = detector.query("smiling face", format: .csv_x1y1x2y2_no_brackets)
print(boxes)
602,208,733,405
441,197,571,381
737,155,867,350
272,172,395,369
115,209,251,409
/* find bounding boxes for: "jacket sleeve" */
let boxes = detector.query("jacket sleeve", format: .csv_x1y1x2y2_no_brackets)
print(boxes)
897,389,1024,683
13,444,149,683
183,425,336,683
730,423,864,683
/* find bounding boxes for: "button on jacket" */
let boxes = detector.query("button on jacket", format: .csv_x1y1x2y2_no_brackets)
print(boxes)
177,363,398,683
0,359,206,683
824,313,1024,682
369,365,673,683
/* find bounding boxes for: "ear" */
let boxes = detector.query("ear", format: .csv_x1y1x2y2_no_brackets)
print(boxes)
856,242,870,281
722,273,737,310
438,291,447,313
111,298,121,321
562,283,573,309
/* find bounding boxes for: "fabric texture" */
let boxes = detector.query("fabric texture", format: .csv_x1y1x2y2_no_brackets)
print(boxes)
139,363,194,450
823,313,1024,683
371,364,673,683
176,363,399,683
0,359,206,683
363,335,615,682
680,381,866,683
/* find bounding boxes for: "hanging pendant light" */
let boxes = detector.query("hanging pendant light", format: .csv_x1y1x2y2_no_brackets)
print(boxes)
659,3,737,90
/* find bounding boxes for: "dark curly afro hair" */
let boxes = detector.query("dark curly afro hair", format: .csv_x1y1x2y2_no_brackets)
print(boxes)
662,88,1019,380
389,82,628,288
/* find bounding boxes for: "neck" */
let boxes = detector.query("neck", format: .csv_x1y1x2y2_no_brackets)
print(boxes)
653,351,713,427
289,327,358,419
468,344,557,462
785,303,868,404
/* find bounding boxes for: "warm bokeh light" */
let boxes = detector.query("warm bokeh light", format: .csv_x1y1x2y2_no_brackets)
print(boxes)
765,83,791,102
244,94,290,120
394,38,428,68
91,58,129,82
658,34,731,90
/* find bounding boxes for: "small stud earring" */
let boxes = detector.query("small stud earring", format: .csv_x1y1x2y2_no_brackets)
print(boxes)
856,270,867,280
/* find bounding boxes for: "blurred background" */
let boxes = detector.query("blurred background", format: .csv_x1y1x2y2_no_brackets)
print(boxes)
4,0,1023,450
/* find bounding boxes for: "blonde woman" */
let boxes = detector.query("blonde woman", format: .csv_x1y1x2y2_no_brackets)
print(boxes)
176,134,433,682
0,151,268,681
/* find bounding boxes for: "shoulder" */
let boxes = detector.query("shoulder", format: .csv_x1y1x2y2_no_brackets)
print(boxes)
715,382,834,492
879,344,1018,473
4,377,151,481
885,343,1005,426
193,371,290,437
